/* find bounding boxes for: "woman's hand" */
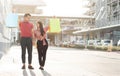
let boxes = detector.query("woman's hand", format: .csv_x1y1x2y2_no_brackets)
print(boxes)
40,37,44,40
40,34,46,40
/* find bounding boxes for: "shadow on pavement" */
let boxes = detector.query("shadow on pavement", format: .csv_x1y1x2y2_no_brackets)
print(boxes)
0,52,4,59
41,70,51,76
29,70,36,76
0,54,2,59
23,70,28,76
116,51,120,54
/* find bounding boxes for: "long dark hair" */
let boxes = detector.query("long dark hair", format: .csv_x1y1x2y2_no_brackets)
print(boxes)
37,21,45,36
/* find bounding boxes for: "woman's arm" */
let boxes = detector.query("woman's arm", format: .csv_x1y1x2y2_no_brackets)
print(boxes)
44,26,49,32
40,26,49,40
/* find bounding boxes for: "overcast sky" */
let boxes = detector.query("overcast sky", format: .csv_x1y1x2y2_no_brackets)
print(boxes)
40,0,90,17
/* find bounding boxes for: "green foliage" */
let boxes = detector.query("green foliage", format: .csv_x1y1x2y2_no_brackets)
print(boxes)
87,45,95,50
60,44,120,51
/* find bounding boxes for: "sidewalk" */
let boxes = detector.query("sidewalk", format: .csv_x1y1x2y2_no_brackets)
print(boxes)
0,46,98,76
0,46,47,76
0,46,120,76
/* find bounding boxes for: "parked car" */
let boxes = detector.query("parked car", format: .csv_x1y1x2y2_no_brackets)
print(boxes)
94,40,101,46
74,41,80,45
101,39,111,46
117,40,120,46
79,40,86,45
62,41,69,45
88,40,95,45
74,40,86,45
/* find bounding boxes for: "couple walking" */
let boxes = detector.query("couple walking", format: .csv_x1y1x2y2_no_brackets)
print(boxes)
19,13,48,70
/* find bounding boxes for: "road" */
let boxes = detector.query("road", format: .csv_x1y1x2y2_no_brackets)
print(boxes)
0,46,120,76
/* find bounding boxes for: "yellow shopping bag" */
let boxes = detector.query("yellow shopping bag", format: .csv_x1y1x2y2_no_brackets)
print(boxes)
49,18,61,33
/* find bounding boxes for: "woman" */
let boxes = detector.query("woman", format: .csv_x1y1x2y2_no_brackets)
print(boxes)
34,21,49,70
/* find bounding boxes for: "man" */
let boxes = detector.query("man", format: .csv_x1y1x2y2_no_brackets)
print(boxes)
19,13,34,69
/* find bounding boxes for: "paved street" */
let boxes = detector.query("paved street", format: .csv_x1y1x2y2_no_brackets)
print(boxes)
0,46,120,76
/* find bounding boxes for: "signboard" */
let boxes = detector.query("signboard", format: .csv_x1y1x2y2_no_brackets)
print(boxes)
6,13,18,28
49,18,61,33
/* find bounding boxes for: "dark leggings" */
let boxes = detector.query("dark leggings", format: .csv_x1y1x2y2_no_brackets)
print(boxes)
37,39,48,67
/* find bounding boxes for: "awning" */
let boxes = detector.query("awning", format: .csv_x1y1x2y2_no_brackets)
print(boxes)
73,24,120,34
18,13,94,19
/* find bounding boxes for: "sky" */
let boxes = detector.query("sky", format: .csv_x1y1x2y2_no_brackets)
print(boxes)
38,0,90,17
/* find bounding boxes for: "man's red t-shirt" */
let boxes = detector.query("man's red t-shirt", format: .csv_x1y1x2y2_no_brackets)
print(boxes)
19,21,33,37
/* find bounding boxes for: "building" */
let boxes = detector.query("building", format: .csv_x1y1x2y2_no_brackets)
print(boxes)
74,0,120,46
96,0,120,27
95,0,120,45
85,0,96,16
0,0,13,55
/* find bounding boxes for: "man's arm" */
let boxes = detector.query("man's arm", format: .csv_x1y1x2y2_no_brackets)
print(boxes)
19,22,21,31
31,24,34,38
31,24,36,45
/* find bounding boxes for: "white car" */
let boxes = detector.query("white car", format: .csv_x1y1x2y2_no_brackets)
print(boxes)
75,40,86,45
88,40,95,45
117,40,120,46
101,39,111,46
62,41,68,45
79,40,86,45
94,40,101,46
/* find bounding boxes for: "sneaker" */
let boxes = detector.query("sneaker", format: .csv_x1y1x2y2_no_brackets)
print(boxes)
22,65,25,69
28,65,34,69
39,67,44,70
